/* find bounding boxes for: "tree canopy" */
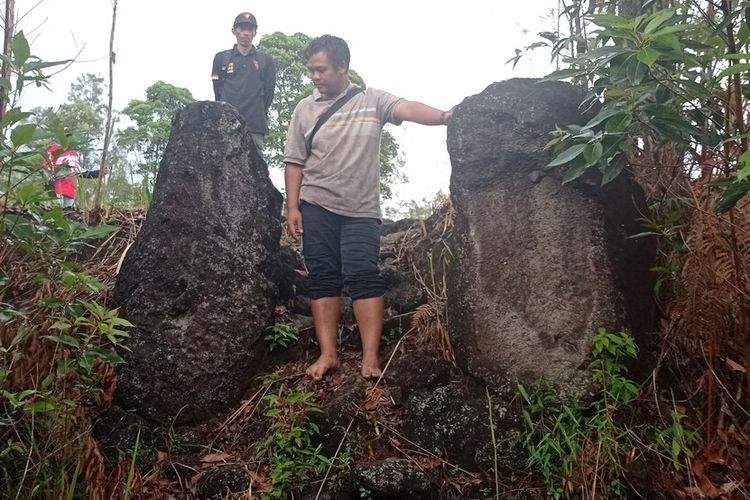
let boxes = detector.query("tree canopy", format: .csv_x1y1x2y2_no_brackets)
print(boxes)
33,73,106,171
118,81,195,188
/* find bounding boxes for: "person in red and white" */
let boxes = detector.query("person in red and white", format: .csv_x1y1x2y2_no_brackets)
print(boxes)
44,144,101,208
45,143,79,208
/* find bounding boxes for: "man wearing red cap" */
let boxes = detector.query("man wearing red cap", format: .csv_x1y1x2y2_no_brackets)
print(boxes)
212,12,276,151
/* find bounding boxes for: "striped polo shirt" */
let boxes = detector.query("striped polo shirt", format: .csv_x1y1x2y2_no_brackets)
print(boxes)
284,83,403,219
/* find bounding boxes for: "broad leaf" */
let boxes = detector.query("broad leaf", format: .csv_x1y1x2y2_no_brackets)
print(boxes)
548,144,586,167
584,142,603,164
737,150,750,181
1,109,31,127
79,224,117,240
605,113,631,133
649,24,690,39
626,57,648,85
601,156,625,185
43,334,80,348
644,9,676,34
716,180,750,213
11,31,30,66
562,159,593,184
584,107,622,130
636,47,660,67
10,124,37,148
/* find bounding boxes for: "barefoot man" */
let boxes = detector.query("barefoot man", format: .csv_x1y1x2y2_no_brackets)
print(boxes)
284,35,454,380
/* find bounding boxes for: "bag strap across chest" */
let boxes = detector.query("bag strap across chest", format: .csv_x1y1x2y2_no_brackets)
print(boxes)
305,87,364,157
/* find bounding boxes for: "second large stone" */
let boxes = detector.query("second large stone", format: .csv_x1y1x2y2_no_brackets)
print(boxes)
113,101,282,424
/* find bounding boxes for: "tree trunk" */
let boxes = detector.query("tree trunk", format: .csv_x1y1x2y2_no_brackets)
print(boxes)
0,0,15,122
91,0,117,219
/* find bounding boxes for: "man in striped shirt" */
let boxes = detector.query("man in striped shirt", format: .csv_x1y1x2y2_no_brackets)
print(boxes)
284,35,454,381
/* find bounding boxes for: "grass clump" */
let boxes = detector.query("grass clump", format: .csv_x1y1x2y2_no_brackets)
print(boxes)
518,328,700,499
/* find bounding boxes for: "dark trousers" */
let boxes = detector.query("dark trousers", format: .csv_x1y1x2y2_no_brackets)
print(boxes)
300,201,384,300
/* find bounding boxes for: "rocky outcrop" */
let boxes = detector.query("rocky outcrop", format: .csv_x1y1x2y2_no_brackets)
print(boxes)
348,458,433,499
196,465,250,499
403,382,523,473
447,78,655,397
113,101,282,424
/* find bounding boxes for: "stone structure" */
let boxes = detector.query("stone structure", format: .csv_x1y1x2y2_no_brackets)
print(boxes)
446,78,655,397
113,101,282,424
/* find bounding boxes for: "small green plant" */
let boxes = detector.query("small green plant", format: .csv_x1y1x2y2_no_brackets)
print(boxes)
382,326,403,345
264,322,299,351
359,486,372,498
518,328,640,499
518,381,585,497
630,196,692,299
654,407,701,471
255,385,330,498
486,387,501,500
0,30,131,497
123,428,141,500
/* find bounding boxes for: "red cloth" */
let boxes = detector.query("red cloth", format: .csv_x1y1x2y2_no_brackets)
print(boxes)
45,146,80,198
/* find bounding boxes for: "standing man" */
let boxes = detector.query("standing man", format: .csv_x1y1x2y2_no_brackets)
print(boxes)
212,12,276,150
284,35,454,381
44,144,103,208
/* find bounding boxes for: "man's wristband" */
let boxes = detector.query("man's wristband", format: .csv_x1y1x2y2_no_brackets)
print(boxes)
440,111,447,125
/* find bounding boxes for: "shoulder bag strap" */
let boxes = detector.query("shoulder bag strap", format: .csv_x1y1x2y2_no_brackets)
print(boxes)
305,87,364,157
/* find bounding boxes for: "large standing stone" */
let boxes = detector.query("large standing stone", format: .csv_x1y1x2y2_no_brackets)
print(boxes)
113,101,282,424
446,78,654,397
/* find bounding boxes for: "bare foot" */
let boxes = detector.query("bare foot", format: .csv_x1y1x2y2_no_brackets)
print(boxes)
361,356,382,379
306,355,340,381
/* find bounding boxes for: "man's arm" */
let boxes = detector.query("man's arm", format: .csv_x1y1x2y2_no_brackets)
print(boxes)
263,54,277,114
211,53,223,101
393,100,454,126
284,162,304,239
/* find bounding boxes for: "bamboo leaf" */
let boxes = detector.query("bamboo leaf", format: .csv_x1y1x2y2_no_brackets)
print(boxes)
27,400,55,413
720,53,750,60
79,224,117,240
715,63,750,80
540,68,582,82
43,334,80,348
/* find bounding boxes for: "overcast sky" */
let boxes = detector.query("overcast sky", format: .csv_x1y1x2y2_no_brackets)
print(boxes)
16,0,557,209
